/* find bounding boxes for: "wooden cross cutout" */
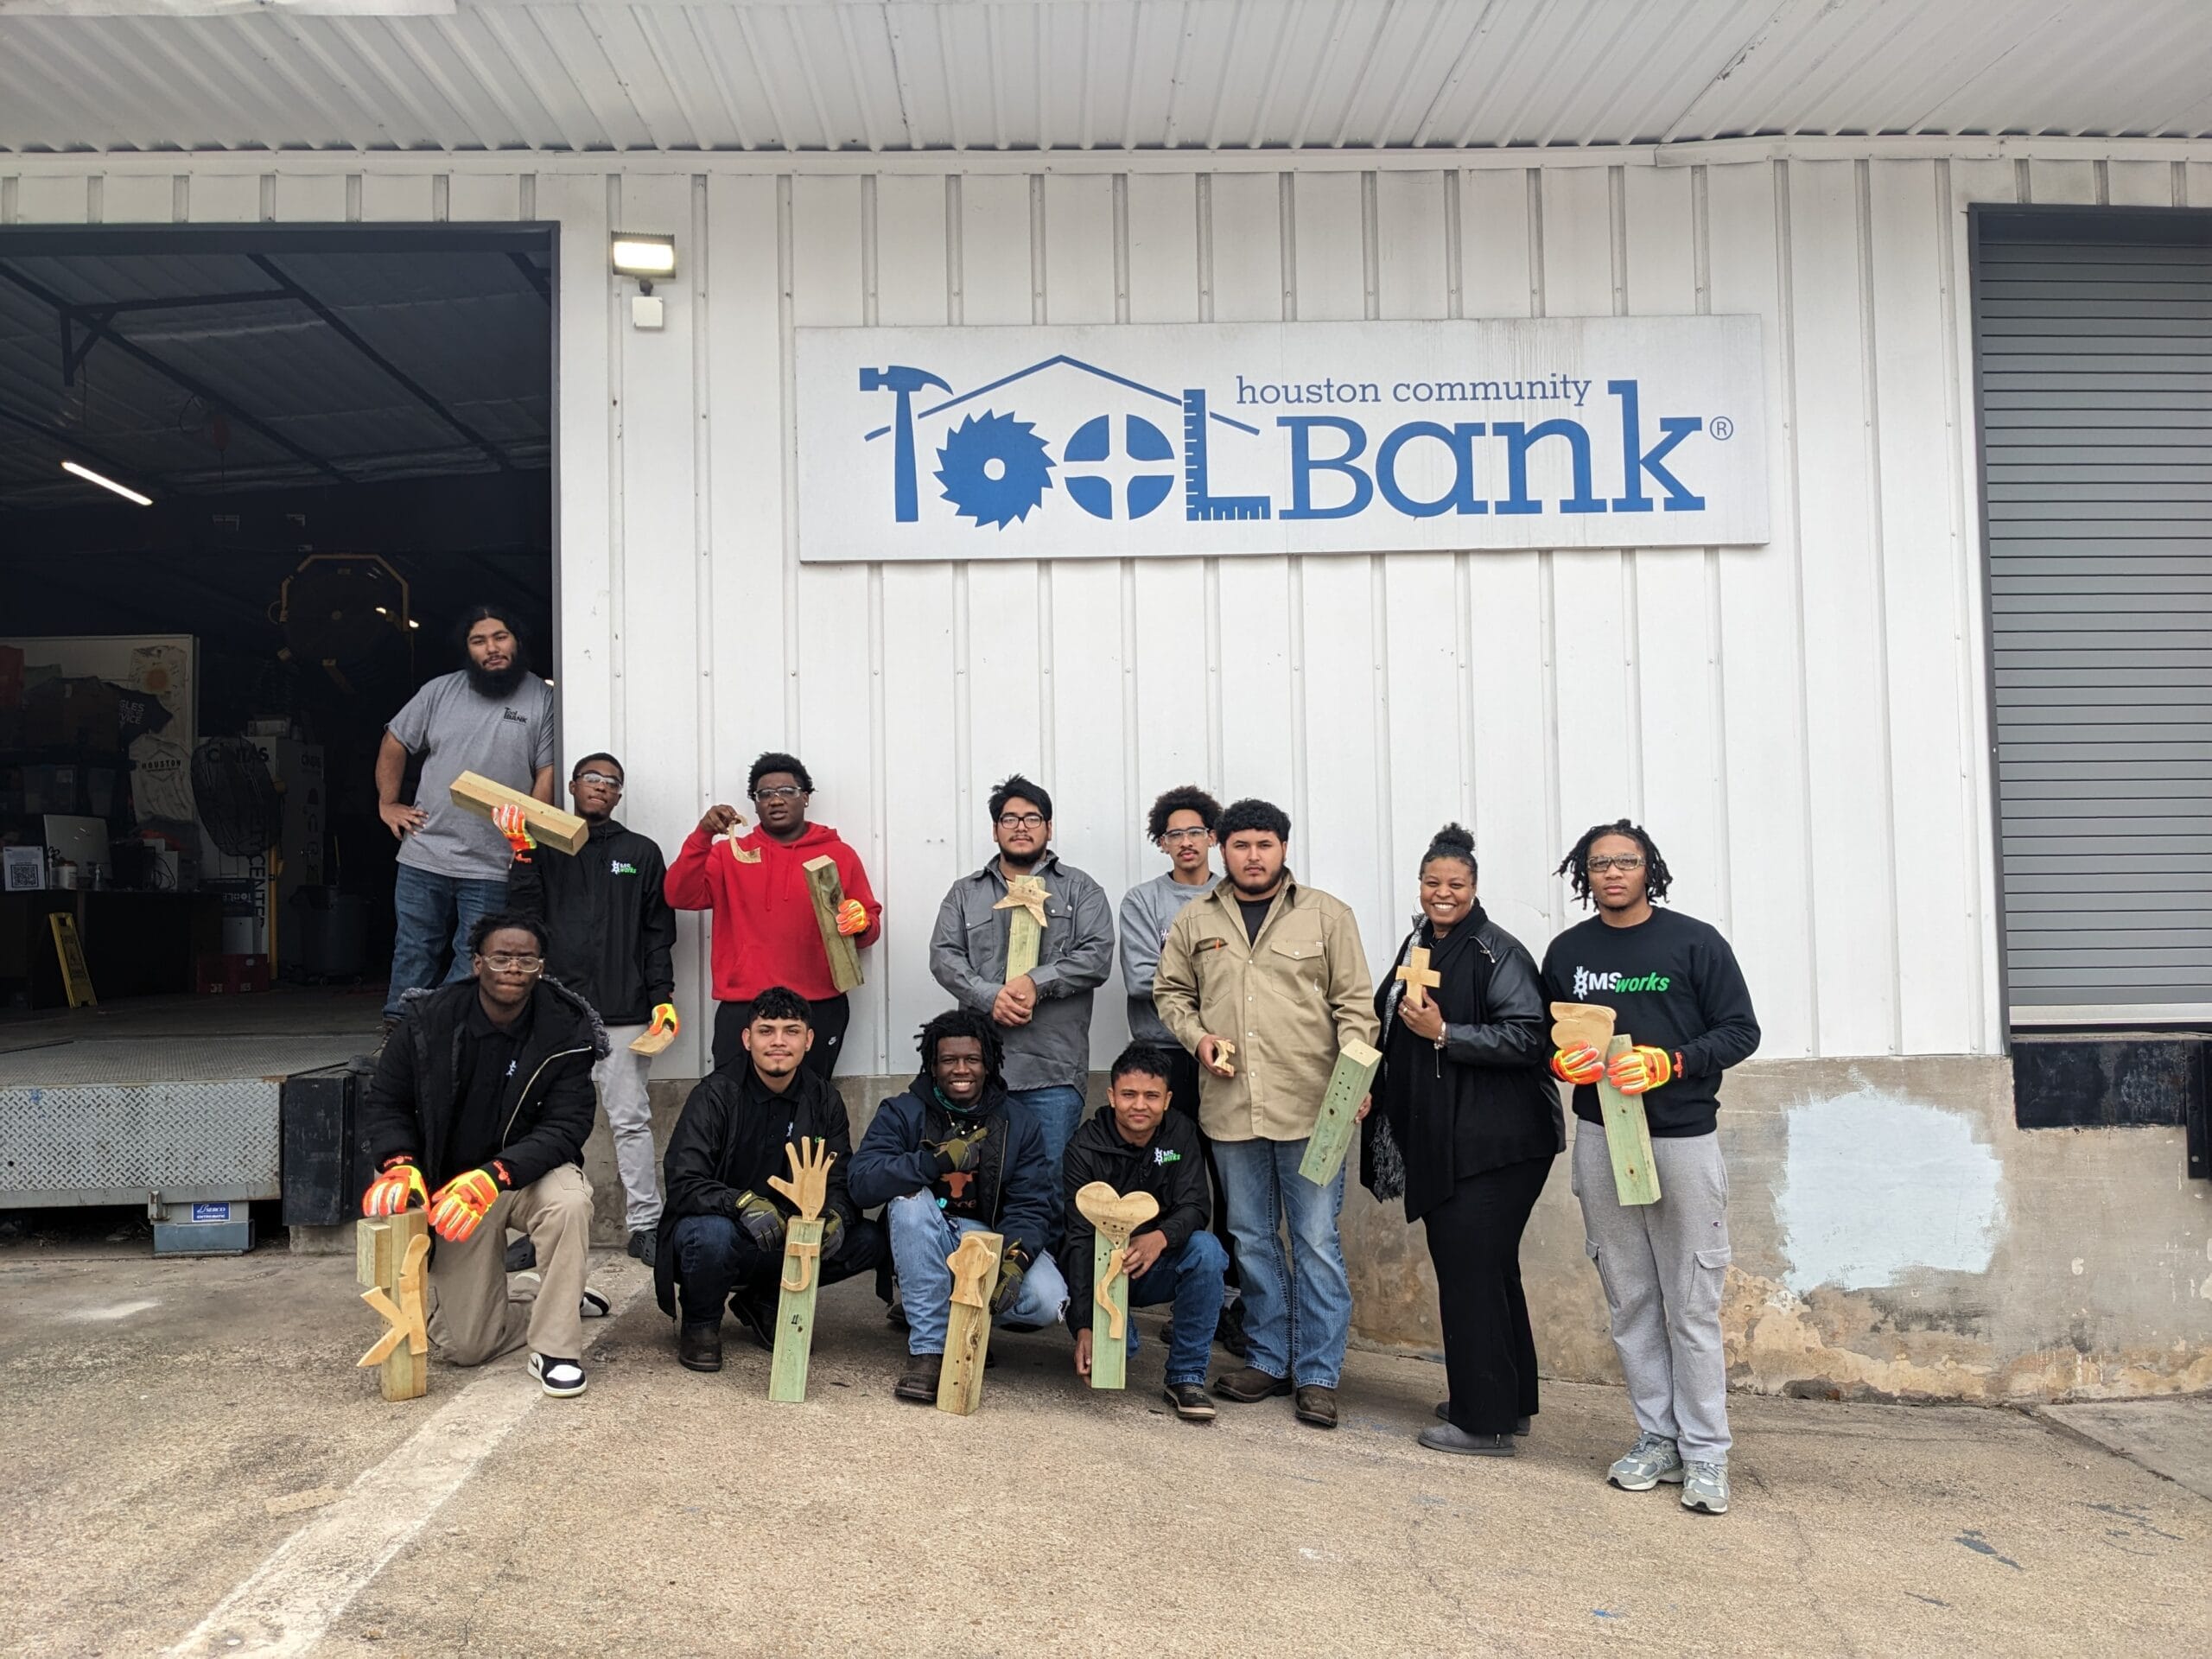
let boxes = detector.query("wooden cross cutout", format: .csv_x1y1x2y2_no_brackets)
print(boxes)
1074,1182,1160,1389
1395,946,1441,1008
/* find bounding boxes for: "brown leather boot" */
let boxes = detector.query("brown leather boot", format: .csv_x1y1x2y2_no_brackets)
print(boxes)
1294,1384,1338,1428
1212,1366,1293,1403
894,1355,942,1402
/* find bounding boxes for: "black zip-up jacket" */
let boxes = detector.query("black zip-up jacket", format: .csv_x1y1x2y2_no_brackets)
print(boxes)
1058,1105,1211,1336
506,817,677,1027
652,1064,861,1316
848,1073,1053,1267
363,977,609,1190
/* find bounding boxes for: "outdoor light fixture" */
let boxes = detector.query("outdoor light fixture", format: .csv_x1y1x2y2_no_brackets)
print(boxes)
61,460,152,506
612,232,676,331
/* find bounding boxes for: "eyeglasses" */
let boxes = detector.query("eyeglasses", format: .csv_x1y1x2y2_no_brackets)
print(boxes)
751,785,808,802
1160,827,1211,843
1586,855,1645,874
575,771,622,790
479,953,543,972
997,812,1046,830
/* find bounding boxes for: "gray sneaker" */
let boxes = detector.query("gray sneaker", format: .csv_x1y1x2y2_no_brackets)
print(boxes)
1607,1432,1684,1491
1681,1459,1730,1514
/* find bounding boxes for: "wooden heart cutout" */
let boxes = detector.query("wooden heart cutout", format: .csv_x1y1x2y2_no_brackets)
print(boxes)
1074,1181,1160,1246
1548,1001,1617,1055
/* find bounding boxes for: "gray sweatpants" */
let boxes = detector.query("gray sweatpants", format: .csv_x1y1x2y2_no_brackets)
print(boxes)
1572,1122,1732,1464
594,1027,662,1235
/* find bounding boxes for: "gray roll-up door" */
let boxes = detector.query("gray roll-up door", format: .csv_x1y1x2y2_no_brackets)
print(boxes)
1976,207,2212,1024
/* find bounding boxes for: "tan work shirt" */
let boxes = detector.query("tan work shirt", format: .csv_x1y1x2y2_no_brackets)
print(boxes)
1152,875,1378,1144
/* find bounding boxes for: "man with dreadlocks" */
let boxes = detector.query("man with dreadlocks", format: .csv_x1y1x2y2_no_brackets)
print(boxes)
848,1007,1069,1402
1540,820,1760,1516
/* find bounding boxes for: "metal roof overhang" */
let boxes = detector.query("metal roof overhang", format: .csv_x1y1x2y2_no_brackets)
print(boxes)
0,0,2206,158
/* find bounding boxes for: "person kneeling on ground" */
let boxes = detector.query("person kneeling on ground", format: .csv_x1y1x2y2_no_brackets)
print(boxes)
1062,1043,1227,1422
361,912,611,1399
653,987,884,1373
849,1007,1069,1402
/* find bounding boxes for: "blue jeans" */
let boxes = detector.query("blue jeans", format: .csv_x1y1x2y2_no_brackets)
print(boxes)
1213,1137,1352,1388
1007,1084,1085,1243
385,865,508,1017
1122,1230,1230,1387
885,1193,1069,1357
668,1212,885,1325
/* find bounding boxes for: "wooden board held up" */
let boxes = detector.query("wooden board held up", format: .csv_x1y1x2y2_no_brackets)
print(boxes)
448,771,590,855
1295,1038,1383,1187
1548,1001,1659,1207
801,855,865,994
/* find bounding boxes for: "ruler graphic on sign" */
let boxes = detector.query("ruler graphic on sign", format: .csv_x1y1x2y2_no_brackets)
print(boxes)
1181,389,1272,522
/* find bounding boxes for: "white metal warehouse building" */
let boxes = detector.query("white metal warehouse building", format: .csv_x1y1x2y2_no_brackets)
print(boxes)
2,0,2208,1401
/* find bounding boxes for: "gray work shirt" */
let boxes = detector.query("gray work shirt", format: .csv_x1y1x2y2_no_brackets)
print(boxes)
1118,867,1214,1045
386,670,556,880
928,851,1115,1092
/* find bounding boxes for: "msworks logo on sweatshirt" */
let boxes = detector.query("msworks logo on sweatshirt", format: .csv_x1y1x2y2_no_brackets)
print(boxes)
1572,967,1671,998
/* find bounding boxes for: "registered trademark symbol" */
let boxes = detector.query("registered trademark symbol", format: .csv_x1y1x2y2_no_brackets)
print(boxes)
1710,416,1734,441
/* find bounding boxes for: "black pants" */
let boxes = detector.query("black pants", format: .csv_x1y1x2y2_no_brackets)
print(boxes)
1423,1155,1553,1435
711,993,850,1078
668,1211,887,1325
1162,1042,1239,1287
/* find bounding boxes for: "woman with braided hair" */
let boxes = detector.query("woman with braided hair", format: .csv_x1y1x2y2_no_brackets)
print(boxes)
1364,823,1558,1458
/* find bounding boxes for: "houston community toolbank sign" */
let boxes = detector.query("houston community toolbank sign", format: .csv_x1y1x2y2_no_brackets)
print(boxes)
794,317,1767,562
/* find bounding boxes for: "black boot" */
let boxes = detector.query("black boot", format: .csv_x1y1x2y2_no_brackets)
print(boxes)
678,1320,722,1373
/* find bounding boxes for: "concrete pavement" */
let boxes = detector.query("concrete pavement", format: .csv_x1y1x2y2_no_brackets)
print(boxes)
3,1236,2206,1658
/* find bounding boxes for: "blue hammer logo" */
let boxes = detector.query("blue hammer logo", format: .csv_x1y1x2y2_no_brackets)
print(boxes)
861,365,953,523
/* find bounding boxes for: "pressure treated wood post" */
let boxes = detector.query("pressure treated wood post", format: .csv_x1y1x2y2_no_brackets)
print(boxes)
768,1217,824,1402
1594,1033,1662,1205
1296,1039,1383,1186
355,1210,430,1402
802,855,865,993
937,1230,1002,1416
1072,1183,1160,1391
995,874,1050,981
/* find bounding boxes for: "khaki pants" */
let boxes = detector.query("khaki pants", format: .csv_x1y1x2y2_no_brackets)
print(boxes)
427,1164,594,1365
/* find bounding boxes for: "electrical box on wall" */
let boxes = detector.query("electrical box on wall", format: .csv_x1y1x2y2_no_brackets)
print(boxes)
632,295,664,330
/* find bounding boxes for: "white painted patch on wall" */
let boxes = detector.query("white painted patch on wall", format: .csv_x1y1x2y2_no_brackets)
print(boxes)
1777,1088,2004,1294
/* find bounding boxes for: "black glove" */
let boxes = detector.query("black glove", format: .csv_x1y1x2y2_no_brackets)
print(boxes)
819,1211,846,1261
990,1245,1030,1316
934,1118,993,1175
734,1189,786,1253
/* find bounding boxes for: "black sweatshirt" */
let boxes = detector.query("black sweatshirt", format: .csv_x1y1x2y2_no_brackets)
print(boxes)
1539,907,1760,1138
506,817,677,1027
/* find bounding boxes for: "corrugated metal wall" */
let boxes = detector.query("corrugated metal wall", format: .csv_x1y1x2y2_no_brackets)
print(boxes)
7,148,2204,1077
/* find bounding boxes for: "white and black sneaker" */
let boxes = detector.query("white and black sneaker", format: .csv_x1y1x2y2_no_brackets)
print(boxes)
580,1287,611,1319
529,1353,587,1397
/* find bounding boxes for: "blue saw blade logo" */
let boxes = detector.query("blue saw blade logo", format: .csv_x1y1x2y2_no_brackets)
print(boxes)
935,410,1054,529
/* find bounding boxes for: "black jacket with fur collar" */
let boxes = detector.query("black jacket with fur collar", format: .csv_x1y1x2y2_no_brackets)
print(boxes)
363,976,609,1189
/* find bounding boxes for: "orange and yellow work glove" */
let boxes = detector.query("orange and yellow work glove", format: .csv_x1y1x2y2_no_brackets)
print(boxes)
1548,1044,1605,1086
1606,1046,1679,1096
647,1002,680,1039
835,898,868,938
362,1156,427,1217
426,1162,511,1243
490,803,537,861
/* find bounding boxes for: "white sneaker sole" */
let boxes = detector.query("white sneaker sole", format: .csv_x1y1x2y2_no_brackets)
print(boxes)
1681,1491,1729,1514
1609,1466,1686,1491
528,1356,587,1398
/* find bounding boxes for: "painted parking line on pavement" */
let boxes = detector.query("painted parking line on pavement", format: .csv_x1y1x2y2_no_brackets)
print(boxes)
163,1266,646,1659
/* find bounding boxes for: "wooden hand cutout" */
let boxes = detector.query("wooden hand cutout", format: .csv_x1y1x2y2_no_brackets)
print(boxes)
1395,946,1442,1009
357,1231,429,1370
1549,1000,1617,1054
947,1230,1001,1309
768,1137,834,1221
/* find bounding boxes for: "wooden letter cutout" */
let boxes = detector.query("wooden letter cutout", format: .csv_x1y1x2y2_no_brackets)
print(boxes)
1395,946,1441,1009
1296,1038,1384,1187
802,855,865,993
937,1230,1003,1415
1548,1001,1660,1207
1074,1182,1160,1391
355,1211,430,1401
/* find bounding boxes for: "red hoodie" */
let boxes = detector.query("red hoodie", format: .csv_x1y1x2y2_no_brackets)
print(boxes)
664,821,883,1001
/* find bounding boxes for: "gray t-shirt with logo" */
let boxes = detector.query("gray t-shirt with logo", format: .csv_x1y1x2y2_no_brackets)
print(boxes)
387,670,556,880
